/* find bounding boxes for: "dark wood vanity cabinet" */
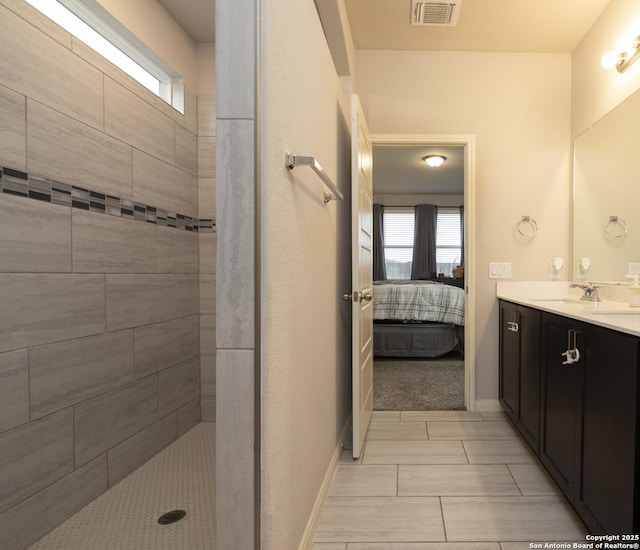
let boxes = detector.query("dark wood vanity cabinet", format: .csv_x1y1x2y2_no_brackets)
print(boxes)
540,313,639,534
499,301,541,451
499,301,640,534
539,313,582,501
575,324,639,534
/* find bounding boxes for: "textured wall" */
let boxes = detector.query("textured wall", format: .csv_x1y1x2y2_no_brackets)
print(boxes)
261,0,353,548
0,2,201,548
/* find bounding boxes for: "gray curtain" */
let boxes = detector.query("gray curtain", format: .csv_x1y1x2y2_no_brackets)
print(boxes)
410,204,437,280
373,204,386,281
459,205,464,267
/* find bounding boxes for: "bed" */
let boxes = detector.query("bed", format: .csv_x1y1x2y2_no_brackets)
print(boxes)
372,280,465,358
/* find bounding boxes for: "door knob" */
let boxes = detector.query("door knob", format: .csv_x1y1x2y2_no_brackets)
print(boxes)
361,293,373,302
342,293,354,302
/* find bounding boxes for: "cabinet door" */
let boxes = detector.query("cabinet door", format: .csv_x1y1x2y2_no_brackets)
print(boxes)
540,314,582,501
518,306,541,451
578,326,638,534
499,301,519,420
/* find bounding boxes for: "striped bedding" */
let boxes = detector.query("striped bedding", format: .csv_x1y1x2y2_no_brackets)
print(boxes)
372,280,465,326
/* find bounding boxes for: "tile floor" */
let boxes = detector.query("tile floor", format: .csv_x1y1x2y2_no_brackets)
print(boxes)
20,412,588,549
313,410,588,549
28,422,215,550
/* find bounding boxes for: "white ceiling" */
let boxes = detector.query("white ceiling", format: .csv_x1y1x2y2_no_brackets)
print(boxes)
344,0,611,52
157,0,215,43
155,1,612,53
373,145,464,195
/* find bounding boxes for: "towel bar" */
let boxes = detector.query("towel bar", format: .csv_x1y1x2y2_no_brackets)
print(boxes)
285,152,344,203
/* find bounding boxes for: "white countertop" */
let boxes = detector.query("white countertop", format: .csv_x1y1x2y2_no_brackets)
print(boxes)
496,281,640,337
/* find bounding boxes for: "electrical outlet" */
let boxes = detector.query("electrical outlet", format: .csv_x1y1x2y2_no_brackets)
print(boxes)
550,257,563,279
489,262,512,279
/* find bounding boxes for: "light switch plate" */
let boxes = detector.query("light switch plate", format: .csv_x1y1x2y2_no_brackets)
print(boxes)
489,262,512,279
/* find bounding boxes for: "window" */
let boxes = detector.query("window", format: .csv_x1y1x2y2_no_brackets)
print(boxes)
383,207,415,279
25,0,184,113
381,206,462,279
436,207,462,275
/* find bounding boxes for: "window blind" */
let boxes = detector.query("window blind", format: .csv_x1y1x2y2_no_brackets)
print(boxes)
383,207,414,278
436,207,461,265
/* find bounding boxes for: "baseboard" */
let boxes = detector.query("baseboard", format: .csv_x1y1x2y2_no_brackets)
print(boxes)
297,416,351,550
474,399,502,412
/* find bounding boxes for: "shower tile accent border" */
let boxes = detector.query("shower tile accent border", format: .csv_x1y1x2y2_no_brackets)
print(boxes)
0,165,216,233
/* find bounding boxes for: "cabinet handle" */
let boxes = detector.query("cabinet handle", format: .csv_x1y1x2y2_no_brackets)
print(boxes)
562,347,580,365
561,329,581,364
507,321,519,332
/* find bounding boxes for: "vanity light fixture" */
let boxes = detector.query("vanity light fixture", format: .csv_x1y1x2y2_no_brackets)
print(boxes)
423,155,446,168
601,17,640,73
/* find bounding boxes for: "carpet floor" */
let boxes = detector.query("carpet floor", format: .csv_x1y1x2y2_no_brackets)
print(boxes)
373,353,464,411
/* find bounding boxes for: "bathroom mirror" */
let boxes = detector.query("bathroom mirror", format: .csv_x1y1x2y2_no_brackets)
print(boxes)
573,87,640,283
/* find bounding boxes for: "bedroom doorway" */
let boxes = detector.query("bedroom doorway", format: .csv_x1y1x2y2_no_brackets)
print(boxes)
370,134,476,411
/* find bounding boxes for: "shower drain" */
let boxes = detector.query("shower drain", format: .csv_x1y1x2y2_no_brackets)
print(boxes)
157,509,187,525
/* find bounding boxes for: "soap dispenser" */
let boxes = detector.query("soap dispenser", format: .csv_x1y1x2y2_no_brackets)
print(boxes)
626,274,640,307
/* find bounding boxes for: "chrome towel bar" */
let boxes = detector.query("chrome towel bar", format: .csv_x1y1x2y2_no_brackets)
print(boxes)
285,152,344,203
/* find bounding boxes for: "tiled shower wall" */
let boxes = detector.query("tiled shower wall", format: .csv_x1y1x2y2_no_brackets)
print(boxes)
0,2,205,548
216,0,257,547
198,92,216,421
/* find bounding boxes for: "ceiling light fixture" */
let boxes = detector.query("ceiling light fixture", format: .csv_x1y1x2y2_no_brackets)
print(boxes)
601,17,640,73
423,155,446,168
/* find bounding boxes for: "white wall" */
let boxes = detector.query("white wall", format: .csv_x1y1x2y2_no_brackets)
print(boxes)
261,0,352,548
196,44,216,94
355,50,572,400
572,0,640,137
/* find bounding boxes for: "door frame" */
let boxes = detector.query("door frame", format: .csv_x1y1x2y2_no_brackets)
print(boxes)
370,133,477,411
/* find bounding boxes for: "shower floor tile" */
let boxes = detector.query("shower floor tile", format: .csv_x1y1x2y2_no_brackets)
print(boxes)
28,422,215,550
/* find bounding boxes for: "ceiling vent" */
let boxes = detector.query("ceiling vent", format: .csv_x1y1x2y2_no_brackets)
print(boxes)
411,1,462,26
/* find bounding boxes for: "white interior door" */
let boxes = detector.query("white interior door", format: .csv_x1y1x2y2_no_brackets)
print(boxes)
351,94,374,458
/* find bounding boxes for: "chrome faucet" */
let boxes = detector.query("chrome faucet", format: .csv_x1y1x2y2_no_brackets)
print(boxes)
570,282,601,302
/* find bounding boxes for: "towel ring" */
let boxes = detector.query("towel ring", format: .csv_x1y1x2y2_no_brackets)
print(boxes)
515,216,538,241
604,216,627,240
